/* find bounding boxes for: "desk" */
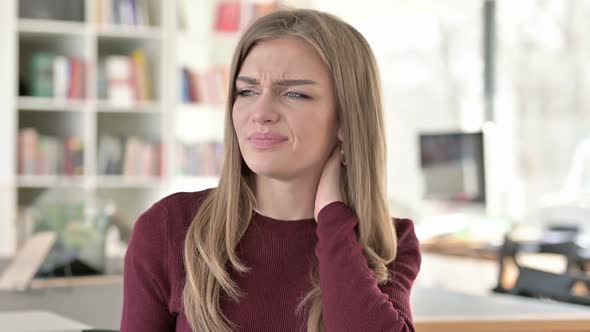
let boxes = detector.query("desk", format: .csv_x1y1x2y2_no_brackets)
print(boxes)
413,287,590,332
420,237,498,261
0,282,123,330
0,279,589,331
0,310,91,332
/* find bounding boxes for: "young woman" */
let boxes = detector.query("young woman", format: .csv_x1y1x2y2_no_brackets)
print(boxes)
121,8,421,332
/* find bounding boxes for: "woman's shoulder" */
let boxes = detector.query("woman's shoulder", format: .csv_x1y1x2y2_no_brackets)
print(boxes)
152,187,215,229
130,188,214,244
155,188,214,214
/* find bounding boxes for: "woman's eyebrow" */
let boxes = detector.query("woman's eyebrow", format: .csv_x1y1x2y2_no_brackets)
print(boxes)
236,76,318,87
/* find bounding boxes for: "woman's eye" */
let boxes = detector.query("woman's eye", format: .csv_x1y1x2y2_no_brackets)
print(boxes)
237,90,255,97
285,91,309,99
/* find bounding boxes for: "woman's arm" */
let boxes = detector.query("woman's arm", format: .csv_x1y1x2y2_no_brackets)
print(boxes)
315,202,421,332
120,203,175,332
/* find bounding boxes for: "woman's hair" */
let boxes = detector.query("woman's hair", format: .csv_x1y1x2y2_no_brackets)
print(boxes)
182,8,397,332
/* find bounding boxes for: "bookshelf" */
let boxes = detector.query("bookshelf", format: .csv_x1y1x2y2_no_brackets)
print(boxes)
0,0,171,258
0,0,309,258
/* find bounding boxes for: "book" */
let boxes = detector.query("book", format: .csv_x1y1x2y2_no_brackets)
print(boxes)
131,49,152,101
96,0,113,24
18,128,38,175
110,0,153,26
37,136,61,175
98,135,123,175
215,1,241,33
53,56,69,99
177,142,224,176
136,0,152,26
114,0,136,25
64,136,84,176
18,129,83,176
68,57,85,99
99,135,160,176
105,55,134,106
180,68,191,103
180,66,228,105
122,136,140,176
29,53,56,98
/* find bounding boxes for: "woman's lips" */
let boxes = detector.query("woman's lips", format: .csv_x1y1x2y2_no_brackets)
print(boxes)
248,137,287,150
247,132,288,150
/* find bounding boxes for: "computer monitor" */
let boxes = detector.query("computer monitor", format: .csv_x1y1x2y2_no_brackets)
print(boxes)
419,131,486,204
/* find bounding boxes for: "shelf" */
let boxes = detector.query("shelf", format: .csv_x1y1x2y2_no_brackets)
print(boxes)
96,175,164,188
95,24,162,40
18,18,87,36
3,0,232,258
97,100,161,114
17,97,89,112
17,175,86,188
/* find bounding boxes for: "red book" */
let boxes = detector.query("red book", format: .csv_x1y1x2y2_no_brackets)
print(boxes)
215,2,241,32
68,58,82,99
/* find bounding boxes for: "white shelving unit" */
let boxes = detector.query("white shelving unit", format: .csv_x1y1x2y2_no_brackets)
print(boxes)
0,0,220,257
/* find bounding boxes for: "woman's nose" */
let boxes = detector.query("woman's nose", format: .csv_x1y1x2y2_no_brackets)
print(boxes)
251,92,279,124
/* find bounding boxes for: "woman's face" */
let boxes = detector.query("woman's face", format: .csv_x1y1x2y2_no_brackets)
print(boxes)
232,37,339,180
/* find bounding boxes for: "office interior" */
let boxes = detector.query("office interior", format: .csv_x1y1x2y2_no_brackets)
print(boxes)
0,0,589,331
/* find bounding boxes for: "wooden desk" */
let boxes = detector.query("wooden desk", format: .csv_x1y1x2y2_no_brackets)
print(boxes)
420,237,498,261
0,310,91,332
413,287,590,332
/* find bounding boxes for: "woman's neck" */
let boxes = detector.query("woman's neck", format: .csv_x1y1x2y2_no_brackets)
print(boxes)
254,174,318,221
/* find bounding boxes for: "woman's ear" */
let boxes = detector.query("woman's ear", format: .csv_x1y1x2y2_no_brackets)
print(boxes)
337,127,344,142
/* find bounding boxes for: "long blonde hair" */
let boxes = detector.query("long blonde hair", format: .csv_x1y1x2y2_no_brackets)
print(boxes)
182,8,397,332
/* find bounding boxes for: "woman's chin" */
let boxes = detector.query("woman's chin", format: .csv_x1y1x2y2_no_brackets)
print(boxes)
246,161,292,180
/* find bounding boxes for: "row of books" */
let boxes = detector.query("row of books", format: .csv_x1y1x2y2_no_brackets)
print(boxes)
24,53,86,99
180,66,228,105
95,0,156,26
18,128,84,176
214,1,279,32
98,135,162,176
99,50,153,106
177,0,279,33
177,142,224,176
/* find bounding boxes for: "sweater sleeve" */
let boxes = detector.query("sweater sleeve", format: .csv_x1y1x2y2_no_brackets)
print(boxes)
315,202,421,332
120,202,175,332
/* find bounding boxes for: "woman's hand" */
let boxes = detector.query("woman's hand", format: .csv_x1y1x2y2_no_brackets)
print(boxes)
314,141,345,221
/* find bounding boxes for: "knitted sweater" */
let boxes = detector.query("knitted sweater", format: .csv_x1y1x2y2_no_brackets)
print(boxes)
120,189,421,331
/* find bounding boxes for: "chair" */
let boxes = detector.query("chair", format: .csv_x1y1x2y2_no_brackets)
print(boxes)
493,228,590,306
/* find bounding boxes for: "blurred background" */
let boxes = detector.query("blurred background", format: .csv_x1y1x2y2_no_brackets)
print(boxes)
0,0,589,331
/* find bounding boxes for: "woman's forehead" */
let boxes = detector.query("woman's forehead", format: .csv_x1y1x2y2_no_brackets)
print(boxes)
238,39,328,83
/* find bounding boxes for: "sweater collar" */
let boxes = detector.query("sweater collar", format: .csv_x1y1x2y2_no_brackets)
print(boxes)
251,209,316,234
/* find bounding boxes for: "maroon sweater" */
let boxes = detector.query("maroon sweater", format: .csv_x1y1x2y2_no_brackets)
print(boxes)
120,189,421,331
